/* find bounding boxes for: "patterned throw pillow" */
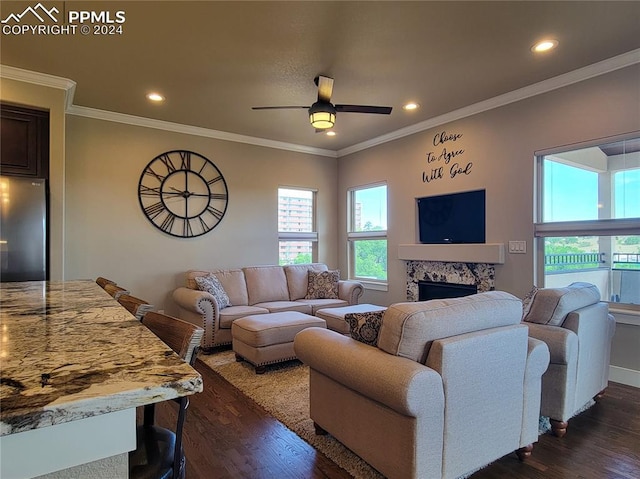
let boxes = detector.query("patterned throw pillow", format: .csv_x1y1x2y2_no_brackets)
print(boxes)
521,286,538,321
345,311,385,346
195,274,231,309
305,270,340,299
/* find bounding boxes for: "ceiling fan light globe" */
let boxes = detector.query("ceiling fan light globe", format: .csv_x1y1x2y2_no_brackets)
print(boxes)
309,101,336,129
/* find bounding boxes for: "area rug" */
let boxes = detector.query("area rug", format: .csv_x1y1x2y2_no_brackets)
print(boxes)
200,350,384,479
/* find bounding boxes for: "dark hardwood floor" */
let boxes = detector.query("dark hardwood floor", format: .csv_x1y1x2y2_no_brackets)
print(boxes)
156,359,640,479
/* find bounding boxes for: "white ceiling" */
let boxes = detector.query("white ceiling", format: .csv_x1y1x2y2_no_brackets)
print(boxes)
2,1,639,153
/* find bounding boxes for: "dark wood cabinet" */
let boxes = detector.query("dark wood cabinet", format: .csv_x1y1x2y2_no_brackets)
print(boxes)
0,103,49,179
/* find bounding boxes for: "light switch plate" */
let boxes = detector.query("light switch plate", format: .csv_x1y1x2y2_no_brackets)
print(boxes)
508,240,527,254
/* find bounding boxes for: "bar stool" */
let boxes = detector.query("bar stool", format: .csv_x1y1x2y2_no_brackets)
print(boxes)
96,277,116,289
129,312,203,479
118,294,154,321
103,283,130,300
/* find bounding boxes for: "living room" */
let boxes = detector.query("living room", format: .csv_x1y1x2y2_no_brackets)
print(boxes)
1,1,639,478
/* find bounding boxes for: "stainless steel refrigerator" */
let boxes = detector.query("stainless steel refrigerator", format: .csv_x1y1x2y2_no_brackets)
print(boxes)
0,175,48,282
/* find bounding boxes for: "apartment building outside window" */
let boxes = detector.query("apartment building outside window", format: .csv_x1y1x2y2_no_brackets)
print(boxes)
278,187,317,265
534,134,640,308
347,183,387,286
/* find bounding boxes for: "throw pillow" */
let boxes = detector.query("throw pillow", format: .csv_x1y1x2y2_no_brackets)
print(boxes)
345,311,385,346
521,286,538,321
305,270,340,299
195,274,232,309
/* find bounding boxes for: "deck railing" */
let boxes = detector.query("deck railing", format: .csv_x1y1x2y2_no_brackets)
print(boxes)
545,252,605,269
612,253,640,267
545,252,640,269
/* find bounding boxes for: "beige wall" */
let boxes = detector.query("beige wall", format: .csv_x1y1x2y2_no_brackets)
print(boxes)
64,116,337,313
337,65,640,375
338,64,640,303
0,78,66,279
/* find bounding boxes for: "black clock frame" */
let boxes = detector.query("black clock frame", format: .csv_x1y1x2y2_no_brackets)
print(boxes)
138,150,228,238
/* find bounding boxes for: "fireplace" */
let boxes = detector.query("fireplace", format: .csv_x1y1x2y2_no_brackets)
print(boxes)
405,260,495,302
419,280,478,301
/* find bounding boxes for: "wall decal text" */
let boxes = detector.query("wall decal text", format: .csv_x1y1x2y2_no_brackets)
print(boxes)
422,130,473,183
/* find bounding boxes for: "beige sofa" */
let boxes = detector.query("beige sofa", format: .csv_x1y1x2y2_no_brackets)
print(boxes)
173,263,363,350
522,282,616,437
294,292,550,479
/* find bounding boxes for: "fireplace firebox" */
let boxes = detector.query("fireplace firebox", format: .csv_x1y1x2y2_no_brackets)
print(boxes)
418,280,478,301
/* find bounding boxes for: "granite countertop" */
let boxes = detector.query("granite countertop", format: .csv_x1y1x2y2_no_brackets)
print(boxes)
0,280,203,436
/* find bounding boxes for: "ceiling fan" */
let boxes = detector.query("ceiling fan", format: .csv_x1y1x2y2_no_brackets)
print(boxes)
252,75,392,130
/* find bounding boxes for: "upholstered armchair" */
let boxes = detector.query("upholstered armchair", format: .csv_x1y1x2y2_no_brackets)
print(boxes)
295,292,550,479
523,282,616,437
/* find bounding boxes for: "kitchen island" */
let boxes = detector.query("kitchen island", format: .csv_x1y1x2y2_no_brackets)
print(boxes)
0,280,203,479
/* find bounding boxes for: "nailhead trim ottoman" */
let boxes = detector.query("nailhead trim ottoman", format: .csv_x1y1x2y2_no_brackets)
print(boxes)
232,311,326,374
315,304,387,334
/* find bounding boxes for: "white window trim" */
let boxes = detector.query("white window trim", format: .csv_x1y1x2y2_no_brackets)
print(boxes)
278,231,319,241
347,230,387,239
347,182,388,284
358,280,389,292
278,187,318,263
534,219,640,237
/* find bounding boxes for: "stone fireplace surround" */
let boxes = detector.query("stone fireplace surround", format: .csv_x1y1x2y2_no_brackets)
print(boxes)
398,243,504,301
405,260,495,302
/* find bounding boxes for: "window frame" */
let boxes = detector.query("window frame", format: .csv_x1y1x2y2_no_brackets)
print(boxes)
277,186,318,265
347,182,388,290
534,132,640,311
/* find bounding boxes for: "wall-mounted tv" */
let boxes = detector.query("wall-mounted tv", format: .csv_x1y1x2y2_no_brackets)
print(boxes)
417,189,486,244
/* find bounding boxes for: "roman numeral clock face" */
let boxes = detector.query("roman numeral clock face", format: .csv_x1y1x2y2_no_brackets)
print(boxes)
138,150,229,237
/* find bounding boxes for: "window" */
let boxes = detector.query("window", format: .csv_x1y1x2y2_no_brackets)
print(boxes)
348,184,388,285
278,188,317,265
535,135,640,308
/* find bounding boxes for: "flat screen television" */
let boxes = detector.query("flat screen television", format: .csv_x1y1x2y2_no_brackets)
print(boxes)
417,189,486,244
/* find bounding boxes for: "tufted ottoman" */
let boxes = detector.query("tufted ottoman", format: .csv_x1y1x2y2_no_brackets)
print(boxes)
232,311,326,373
315,303,387,334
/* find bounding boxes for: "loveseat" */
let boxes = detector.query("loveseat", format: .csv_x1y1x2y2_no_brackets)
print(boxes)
522,282,615,437
294,291,550,479
173,263,363,350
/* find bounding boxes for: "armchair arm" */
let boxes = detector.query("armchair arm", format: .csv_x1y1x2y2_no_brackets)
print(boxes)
525,323,578,365
172,287,220,348
526,337,550,378
338,280,364,304
562,302,615,340
521,337,550,447
294,328,443,417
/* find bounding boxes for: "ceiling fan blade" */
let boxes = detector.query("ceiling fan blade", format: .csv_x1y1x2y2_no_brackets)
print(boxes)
251,106,309,110
316,76,334,103
335,104,392,114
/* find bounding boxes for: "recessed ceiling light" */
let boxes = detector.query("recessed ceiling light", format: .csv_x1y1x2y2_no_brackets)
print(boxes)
403,102,419,111
146,92,165,102
531,39,558,53
326,131,336,136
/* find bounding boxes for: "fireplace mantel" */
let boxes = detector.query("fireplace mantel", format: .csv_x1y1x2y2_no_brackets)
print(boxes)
398,243,505,264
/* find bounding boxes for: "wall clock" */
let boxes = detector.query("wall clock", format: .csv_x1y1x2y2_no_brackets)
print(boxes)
138,150,228,238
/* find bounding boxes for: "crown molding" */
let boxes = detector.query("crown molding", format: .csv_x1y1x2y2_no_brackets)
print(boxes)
0,64,76,109
0,64,336,158
66,105,338,158
3,48,639,159
337,48,640,158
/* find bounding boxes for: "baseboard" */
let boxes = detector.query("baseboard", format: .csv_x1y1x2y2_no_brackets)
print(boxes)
609,365,640,388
